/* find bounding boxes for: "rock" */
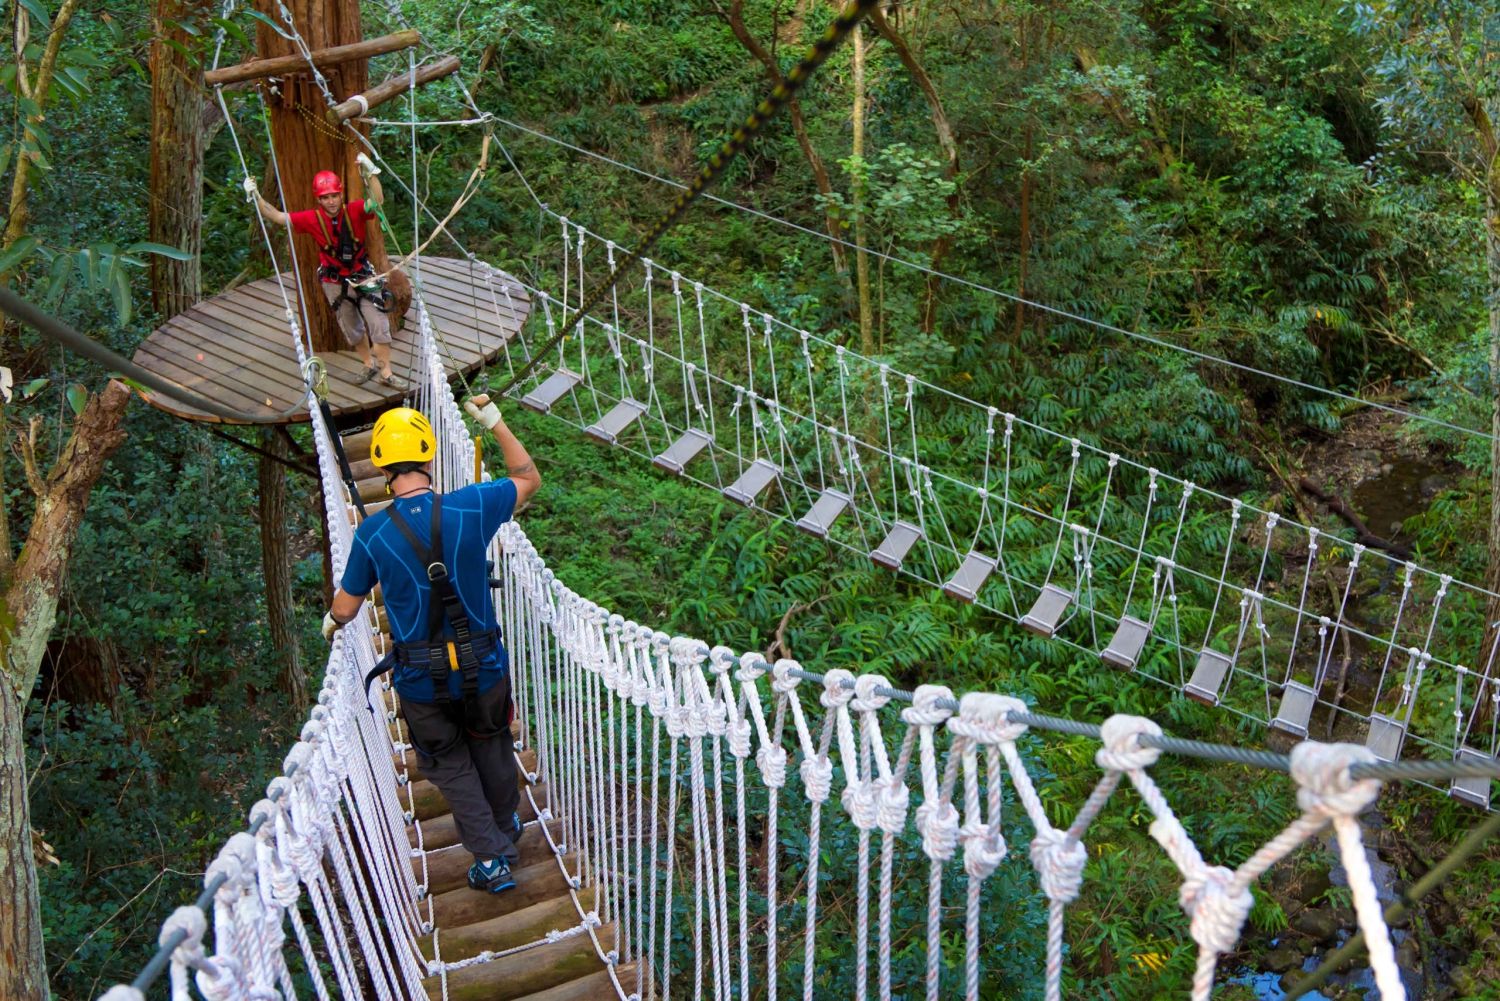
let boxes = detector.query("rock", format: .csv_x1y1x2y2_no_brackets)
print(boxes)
1294,907,1340,942
1293,868,1333,906
1263,944,1306,974
1279,970,1307,995
1333,906,1356,930
1395,935,1419,971
1420,473,1453,497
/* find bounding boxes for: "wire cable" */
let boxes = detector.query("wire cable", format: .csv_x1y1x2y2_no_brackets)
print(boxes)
488,115,1497,445
491,0,884,399
0,288,313,424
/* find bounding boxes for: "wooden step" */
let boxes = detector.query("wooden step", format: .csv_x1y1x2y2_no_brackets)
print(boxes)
429,854,580,928
395,746,537,783
521,965,637,1001
342,429,373,458
357,475,388,503
408,788,548,849
418,888,595,963
415,819,565,895
423,922,614,1001
348,456,378,480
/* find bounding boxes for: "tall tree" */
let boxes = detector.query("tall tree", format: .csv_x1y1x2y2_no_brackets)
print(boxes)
0,0,82,264
718,1,855,312
259,428,304,707
850,21,874,353
149,0,219,318
1,381,132,1001
1358,0,1500,675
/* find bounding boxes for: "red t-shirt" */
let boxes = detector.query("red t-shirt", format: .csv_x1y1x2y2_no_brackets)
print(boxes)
288,199,377,279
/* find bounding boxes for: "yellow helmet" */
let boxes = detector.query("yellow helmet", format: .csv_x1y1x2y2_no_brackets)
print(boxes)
370,407,435,467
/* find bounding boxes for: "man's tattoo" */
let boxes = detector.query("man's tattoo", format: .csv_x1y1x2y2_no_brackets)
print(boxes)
507,461,535,476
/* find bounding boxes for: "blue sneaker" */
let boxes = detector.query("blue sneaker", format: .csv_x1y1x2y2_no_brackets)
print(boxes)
509,812,526,845
467,858,516,894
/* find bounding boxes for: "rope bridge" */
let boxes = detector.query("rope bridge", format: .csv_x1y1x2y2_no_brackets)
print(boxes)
97,267,1500,1001
79,1,1500,998
480,208,1500,804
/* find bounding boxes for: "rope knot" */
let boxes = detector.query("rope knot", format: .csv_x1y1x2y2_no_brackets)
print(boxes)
851,674,891,713
914,800,961,861
160,904,208,966
728,717,753,760
843,780,880,831
1029,828,1088,903
800,753,834,804
1096,714,1163,772
737,651,769,682
757,744,788,789
1180,865,1255,956
948,692,1028,744
960,818,1008,879
901,684,955,727
770,659,802,694
1290,741,1382,818
709,645,736,675
874,776,910,834
821,668,856,708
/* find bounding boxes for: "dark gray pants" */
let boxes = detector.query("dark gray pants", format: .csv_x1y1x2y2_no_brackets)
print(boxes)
400,677,521,866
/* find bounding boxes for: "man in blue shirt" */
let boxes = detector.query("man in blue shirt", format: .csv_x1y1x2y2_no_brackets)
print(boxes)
322,396,541,893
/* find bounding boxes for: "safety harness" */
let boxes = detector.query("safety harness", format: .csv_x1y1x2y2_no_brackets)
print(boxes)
314,205,393,314
378,495,503,744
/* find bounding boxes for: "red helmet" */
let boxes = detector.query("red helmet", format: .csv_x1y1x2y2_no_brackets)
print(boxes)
312,171,343,197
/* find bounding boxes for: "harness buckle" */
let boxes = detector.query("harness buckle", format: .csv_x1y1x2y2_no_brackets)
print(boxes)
427,562,449,582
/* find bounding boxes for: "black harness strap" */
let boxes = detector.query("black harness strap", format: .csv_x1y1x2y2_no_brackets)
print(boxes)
383,495,498,737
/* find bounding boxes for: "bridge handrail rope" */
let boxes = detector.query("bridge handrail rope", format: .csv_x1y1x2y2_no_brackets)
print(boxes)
481,207,1500,785
483,114,1498,446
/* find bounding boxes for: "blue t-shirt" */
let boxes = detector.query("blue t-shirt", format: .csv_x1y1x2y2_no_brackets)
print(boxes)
340,479,518,703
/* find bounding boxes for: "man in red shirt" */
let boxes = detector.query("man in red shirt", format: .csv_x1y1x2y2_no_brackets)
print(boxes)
246,154,405,389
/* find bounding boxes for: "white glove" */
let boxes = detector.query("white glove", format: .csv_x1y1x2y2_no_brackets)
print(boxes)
242,175,259,198
355,152,381,176
464,394,503,430
322,611,339,641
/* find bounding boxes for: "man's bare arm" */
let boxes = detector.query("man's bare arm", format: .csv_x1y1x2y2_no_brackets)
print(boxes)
465,394,541,505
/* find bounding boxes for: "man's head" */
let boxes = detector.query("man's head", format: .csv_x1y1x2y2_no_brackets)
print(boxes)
312,171,344,216
370,407,435,484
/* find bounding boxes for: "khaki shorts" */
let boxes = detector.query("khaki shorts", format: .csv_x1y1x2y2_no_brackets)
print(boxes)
321,280,391,347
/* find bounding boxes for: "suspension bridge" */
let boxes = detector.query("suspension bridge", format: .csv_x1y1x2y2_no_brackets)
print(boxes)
35,0,1500,999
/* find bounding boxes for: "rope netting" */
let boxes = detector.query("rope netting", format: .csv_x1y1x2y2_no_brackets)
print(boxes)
99,299,1423,1001
484,209,1500,802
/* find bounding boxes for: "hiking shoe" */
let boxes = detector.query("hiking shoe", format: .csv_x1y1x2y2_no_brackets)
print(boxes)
375,371,407,390
467,858,515,894
508,812,526,845
354,365,379,384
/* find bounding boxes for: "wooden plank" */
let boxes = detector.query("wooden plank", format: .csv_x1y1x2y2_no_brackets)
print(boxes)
140,332,306,416
149,318,312,400
135,343,286,417
204,29,420,85
328,56,461,122
164,309,384,411
415,275,526,329
422,922,610,1001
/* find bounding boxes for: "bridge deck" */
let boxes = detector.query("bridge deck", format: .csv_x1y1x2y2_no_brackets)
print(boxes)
130,258,530,424
343,425,623,1001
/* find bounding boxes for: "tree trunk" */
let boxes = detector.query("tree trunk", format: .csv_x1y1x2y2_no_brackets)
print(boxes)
149,0,213,318
260,427,305,709
253,0,410,351
0,0,82,260
721,2,853,311
0,380,132,1001
1015,127,1032,340
867,6,959,335
0,675,44,1001
1482,188,1500,702
851,24,874,355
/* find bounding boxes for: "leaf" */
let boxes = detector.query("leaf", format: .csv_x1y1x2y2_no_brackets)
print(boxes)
60,65,92,94
164,17,201,36
211,18,246,44
112,262,133,326
243,9,291,38
78,247,98,290
0,142,14,183
17,0,50,31
21,378,48,397
127,242,194,261
0,235,39,274
60,48,106,68
43,250,69,303
66,383,87,416
161,38,197,66
101,12,124,46
123,56,147,82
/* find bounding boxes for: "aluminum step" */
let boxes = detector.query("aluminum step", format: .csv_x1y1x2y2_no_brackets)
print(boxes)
519,369,583,415
723,459,780,507
1450,747,1494,809
1364,712,1408,763
870,520,923,571
1270,680,1318,740
796,489,851,539
584,398,647,445
1021,584,1073,638
942,552,996,603
652,428,712,475
1100,615,1150,671
1184,649,1232,706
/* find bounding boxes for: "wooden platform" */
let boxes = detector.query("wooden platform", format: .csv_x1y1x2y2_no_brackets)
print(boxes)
130,257,531,424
